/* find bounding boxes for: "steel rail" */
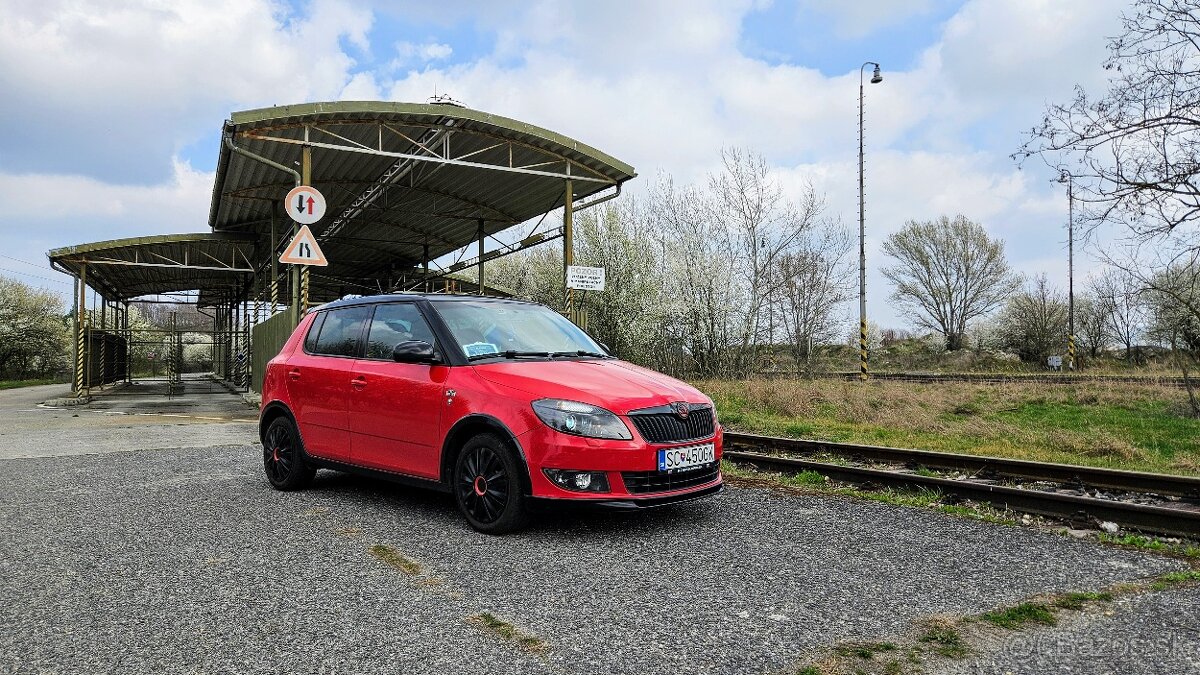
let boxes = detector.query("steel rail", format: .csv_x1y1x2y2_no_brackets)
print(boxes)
723,432,1200,498
722,434,1200,538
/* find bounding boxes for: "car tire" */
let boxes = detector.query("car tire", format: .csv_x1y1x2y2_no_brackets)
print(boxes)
454,432,529,534
262,416,316,491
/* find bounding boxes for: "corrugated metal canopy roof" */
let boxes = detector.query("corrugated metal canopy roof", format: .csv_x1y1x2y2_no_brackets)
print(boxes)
49,101,634,305
209,100,635,303
48,233,258,303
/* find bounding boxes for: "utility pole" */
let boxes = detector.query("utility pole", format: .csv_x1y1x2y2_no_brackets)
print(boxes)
858,61,883,382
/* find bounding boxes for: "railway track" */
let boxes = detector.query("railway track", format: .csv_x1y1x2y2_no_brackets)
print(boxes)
722,431,1200,539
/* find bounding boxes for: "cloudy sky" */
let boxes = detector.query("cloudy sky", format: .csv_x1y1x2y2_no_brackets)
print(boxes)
0,0,1128,327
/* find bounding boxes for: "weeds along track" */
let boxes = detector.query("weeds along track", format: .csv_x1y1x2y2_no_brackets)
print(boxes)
723,431,1200,539
786,372,1196,387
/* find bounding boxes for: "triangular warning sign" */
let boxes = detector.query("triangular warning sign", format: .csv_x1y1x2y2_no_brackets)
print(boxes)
279,225,328,266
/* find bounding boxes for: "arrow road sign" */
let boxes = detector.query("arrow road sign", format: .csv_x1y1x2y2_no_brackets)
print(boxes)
284,185,326,225
279,225,328,266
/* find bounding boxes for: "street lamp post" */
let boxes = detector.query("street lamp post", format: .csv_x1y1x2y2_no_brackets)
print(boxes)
858,61,883,382
1058,170,1075,371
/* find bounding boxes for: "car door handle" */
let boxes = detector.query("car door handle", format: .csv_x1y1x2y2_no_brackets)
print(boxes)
350,376,367,390
288,369,301,381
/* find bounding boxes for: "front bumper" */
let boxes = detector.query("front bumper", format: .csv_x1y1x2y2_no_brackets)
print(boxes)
515,423,724,501
532,482,724,510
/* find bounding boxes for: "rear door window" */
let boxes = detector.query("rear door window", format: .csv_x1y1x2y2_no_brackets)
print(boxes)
364,303,437,360
309,306,371,357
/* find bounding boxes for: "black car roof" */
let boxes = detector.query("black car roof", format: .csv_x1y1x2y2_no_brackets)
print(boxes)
314,293,539,312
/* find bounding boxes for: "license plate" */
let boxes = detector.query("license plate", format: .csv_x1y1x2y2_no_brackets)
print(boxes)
657,443,716,473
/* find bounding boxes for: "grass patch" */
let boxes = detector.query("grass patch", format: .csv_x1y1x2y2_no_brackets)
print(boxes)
917,625,970,658
368,544,421,575
1150,570,1200,591
981,602,1057,629
834,641,898,659
1052,591,1113,610
467,612,548,654
700,378,1200,475
1097,533,1200,559
794,667,823,675
0,378,57,390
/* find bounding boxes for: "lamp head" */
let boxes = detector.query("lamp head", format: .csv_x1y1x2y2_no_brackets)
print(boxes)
1058,170,1070,184
870,64,883,84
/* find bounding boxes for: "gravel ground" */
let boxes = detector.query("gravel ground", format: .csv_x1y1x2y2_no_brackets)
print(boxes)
0,443,1185,675
933,586,1200,675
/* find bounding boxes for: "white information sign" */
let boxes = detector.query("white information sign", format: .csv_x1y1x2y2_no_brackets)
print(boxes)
566,265,605,291
284,185,327,225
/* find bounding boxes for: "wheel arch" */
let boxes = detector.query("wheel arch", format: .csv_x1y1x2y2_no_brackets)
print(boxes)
440,414,532,495
259,401,295,445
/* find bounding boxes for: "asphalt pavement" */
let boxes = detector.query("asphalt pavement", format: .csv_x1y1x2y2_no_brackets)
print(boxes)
0,381,1194,674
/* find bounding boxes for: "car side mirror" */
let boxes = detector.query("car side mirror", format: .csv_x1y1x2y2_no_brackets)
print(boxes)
599,342,611,353
392,340,440,364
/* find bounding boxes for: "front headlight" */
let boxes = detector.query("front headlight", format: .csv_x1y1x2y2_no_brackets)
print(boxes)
531,399,632,440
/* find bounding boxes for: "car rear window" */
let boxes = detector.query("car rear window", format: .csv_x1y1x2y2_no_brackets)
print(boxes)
310,306,371,357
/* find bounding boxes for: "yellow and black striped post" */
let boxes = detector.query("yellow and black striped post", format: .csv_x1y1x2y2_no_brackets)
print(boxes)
300,267,310,315
75,317,86,396
75,264,88,398
1068,335,1076,372
859,318,869,381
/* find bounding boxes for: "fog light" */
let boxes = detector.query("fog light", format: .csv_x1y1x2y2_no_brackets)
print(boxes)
543,469,609,493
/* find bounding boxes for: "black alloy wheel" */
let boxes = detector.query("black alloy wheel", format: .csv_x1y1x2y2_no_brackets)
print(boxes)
263,416,316,491
454,433,528,534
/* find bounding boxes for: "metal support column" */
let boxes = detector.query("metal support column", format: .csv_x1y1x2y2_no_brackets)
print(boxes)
423,243,430,292
101,299,109,388
298,143,312,319
270,212,279,315
563,179,574,318
74,265,87,397
243,296,250,389
477,219,485,295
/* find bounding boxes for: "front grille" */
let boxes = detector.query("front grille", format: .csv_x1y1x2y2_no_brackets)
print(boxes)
622,463,721,494
628,405,715,443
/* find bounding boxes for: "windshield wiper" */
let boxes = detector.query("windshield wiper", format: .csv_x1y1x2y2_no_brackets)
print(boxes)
467,350,551,361
548,350,611,359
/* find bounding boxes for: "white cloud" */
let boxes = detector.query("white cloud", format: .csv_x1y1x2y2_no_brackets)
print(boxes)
0,0,373,182
0,159,214,302
393,41,454,66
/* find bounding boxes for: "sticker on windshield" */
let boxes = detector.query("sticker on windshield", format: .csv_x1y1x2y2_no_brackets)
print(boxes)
463,342,500,358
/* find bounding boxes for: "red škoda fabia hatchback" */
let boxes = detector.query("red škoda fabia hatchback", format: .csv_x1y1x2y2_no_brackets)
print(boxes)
259,294,723,533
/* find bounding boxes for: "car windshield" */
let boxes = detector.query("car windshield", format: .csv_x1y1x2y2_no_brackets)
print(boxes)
433,300,606,360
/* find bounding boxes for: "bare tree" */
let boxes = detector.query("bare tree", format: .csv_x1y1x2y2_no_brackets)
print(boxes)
1074,293,1111,361
707,148,827,375
771,225,854,374
998,274,1071,363
1143,259,1200,414
1089,268,1148,362
881,215,1020,350
1018,0,1200,241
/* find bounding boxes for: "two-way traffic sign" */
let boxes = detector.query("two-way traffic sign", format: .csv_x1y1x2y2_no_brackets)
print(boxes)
285,185,326,225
